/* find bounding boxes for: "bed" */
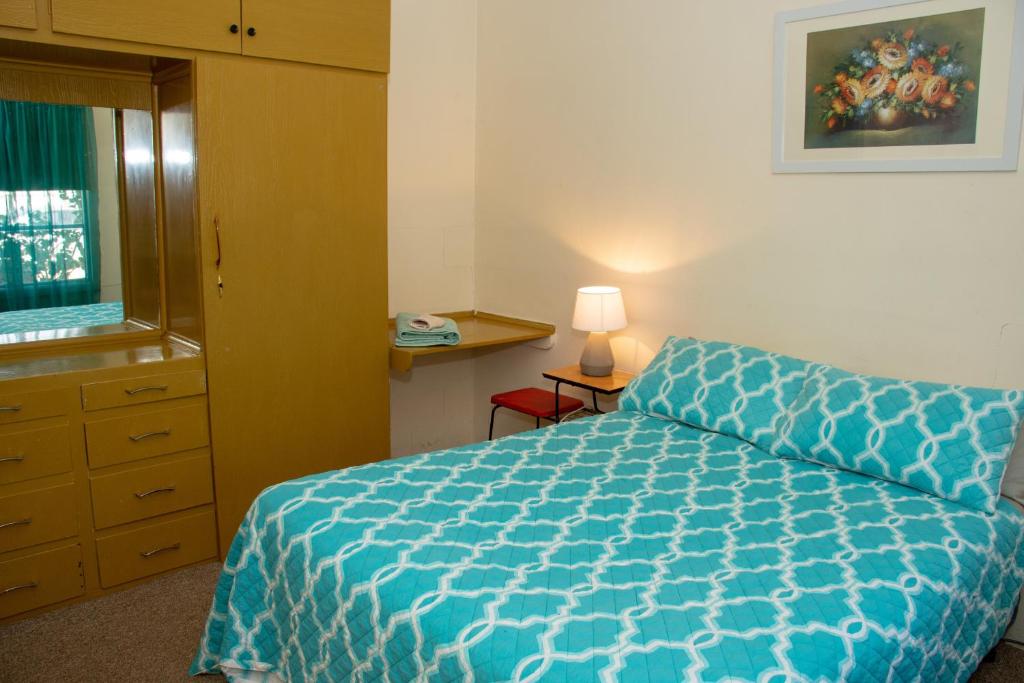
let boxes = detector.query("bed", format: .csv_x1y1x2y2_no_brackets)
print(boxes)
192,338,1024,682
0,301,124,335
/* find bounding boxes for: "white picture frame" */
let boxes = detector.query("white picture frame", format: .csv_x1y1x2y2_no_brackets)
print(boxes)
772,0,1024,172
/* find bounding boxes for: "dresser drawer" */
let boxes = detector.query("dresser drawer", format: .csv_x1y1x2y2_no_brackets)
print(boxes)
0,424,72,486
0,389,69,426
95,508,216,588
0,484,78,554
82,370,207,411
0,544,84,619
91,451,213,529
85,401,210,469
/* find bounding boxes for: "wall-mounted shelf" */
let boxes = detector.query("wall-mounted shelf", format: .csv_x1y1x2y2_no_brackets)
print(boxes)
389,311,555,372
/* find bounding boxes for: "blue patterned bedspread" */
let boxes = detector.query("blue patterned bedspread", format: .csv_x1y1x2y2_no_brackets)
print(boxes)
192,412,1024,682
0,301,123,335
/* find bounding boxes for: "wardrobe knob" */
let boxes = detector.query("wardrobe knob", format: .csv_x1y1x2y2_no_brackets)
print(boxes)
229,24,239,34
247,27,256,37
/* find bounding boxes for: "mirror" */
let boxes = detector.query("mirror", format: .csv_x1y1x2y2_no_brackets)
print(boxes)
0,100,159,343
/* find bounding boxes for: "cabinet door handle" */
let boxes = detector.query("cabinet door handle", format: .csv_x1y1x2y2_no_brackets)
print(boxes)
214,215,222,268
124,385,169,396
0,581,37,596
128,429,172,442
229,23,239,33
0,518,31,530
140,542,181,559
134,485,176,499
247,26,256,37
0,404,22,413
0,455,24,464
214,216,225,298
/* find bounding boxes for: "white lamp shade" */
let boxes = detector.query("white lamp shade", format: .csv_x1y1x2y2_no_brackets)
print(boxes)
572,286,627,332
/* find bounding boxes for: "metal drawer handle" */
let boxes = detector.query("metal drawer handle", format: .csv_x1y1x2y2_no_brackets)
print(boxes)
0,581,37,596
124,385,169,396
129,429,172,442
140,542,180,559
0,518,31,530
134,485,176,499
0,455,25,464
0,404,22,413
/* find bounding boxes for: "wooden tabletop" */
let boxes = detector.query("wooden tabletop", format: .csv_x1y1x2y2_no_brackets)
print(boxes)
389,311,555,372
0,339,201,383
542,364,634,394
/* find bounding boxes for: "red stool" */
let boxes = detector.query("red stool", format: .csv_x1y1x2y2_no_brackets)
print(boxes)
488,388,584,439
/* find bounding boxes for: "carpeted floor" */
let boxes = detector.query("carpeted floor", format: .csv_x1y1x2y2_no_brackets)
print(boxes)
0,561,224,683
1,560,1023,682
975,643,1024,683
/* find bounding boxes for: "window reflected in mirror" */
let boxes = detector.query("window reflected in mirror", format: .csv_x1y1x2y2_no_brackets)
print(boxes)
0,100,159,343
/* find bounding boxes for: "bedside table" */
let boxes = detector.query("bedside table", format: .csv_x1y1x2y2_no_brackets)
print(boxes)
542,364,634,423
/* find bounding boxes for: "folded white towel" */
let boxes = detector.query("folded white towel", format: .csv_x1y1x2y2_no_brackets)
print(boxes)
407,314,447,331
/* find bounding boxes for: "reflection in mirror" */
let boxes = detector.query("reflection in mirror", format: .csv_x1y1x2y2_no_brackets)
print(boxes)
0,100,159,342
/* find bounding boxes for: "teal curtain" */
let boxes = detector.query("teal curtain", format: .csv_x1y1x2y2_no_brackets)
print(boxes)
0,101,101,312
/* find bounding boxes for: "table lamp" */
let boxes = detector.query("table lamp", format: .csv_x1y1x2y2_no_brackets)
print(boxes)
572,286,627,376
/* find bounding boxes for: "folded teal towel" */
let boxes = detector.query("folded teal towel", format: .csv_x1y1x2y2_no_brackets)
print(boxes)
394,312,461,347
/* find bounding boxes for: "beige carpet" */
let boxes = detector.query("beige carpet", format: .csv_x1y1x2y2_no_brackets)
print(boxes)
1,560,1023,682
0,561,224,683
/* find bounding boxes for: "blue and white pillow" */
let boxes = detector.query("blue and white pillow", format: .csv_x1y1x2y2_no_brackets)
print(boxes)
619,336,811,450
772,364,1024,514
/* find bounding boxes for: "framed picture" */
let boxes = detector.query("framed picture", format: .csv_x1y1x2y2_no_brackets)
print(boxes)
773,0,1024,172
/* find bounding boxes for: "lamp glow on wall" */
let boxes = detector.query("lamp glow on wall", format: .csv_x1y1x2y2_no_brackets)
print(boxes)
572,286,627,376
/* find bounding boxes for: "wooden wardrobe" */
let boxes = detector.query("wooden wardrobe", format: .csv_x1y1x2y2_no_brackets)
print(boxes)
195,56,389,547
0,1,390,621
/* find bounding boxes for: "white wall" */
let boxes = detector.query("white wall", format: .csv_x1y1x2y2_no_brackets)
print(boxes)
472,0,1024,438
388,0,479,456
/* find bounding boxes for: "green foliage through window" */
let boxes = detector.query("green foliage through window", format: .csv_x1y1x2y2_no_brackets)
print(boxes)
0,190,88,288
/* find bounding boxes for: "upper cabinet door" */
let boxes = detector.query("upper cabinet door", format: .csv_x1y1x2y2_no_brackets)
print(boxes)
0,0,37,29
240,0,389,73
51,0,242,54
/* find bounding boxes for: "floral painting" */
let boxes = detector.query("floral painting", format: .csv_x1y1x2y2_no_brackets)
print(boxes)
803,8,985,149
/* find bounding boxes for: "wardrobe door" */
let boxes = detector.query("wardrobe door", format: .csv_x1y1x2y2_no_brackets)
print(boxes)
51,0,241,54
240,0,389,73
195,56,389,549
0,0,36,30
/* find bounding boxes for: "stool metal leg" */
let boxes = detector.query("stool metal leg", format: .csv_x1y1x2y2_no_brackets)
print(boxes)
536,416,541,429
489,405,500,440
554,380,562,423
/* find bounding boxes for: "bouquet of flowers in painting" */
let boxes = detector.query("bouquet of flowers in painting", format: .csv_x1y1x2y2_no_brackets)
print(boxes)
813,27,977,133
802,7,984,149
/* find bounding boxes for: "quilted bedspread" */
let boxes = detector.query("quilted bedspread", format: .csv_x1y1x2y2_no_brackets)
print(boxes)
192,412,1024,682
0,301,124,335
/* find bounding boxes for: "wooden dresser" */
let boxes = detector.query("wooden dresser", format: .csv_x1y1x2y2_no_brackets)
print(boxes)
0,341,216,622
0,0,391,623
